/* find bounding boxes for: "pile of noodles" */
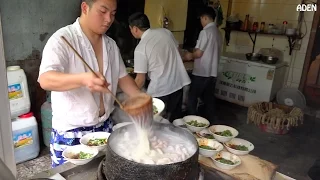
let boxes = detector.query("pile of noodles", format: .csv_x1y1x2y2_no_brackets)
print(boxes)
247,102,303,130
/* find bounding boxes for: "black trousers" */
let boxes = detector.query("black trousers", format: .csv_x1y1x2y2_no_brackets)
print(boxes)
155,88,183,122
187,75,217,123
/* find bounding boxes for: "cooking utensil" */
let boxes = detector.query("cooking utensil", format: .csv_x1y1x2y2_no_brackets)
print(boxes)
245,53,262,61
261,55,279,64
105,122,200,180
121,93,154,129
61,36,124,109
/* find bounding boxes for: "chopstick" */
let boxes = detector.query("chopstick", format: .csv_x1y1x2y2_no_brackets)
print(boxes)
61,36,123,109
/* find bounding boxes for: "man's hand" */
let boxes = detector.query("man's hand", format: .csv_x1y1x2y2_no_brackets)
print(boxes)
82,72,110,93
184,52,193,61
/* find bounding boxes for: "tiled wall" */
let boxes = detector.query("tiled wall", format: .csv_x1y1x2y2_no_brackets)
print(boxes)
218,0,315,89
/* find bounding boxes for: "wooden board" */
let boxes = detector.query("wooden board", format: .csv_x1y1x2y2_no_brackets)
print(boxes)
198,152,277,180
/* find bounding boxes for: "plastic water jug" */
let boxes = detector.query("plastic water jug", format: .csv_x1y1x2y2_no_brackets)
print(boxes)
41,100,52,147
12,112,40,164
7,66,31,118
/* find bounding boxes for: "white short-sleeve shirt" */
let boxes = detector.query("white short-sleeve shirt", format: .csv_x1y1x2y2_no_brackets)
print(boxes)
38,18,127,131
134,28,191,97
193,22,222,77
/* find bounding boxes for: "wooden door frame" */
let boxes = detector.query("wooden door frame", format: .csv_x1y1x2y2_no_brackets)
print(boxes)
299,1,320,92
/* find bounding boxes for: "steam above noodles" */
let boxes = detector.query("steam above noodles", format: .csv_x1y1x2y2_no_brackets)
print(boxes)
110,124,197,165
117,94,196,165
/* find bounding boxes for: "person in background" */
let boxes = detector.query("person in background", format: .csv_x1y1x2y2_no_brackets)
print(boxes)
128,12,191,122
38,0,141,167
183,7,222,123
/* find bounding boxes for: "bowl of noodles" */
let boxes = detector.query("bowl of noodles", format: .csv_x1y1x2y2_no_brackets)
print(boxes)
62,144,99,165
153,98,165,118
80,132,110,151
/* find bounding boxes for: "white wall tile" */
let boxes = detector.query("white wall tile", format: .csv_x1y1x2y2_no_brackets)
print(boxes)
285,81,291,88
273,36,289,51
301,22,313,38
287,67,302,84
235,45,253,53
236,32,253,46
299,35,310,54
304,10,315,22
229,32,238,45
283,66,291,83
283,54,293,64
293,53,306,68
255,35,274,48
226,44,236,52
290,83,300,89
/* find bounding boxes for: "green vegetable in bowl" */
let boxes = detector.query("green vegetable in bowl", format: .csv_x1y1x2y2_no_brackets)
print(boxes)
186,120,207,127
215,130,233,137
87,138,107,146
228,144,249,151
199,145,216,150
79,151,93,159
153,105,158,114
203,133,214,139
215,157,235,165
70,151,93,159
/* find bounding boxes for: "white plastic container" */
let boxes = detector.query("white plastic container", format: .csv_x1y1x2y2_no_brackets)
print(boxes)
12,112,40,164
6,66,31,118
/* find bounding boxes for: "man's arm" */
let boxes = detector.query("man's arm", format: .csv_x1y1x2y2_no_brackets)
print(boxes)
133,50,148,89
39,71,108,92
135,73,146,89
39,71,84,91
117,51,141,97
183,30,207,61
118,75,141,97
38,36,108,92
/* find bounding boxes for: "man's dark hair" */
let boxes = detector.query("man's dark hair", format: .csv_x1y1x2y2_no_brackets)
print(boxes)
199,7,216,20
128,12,150,31
82,0,96,7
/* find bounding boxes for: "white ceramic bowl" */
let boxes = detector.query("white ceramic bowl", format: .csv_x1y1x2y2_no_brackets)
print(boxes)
183,115,210,132
172,118,192,133
211,151,241,170
196,128,215,140
80,132,110,151
209,125,239,143
112,122,133,131
197,138,223,157
153,98,165,118
62,144,98,165
224,138,254,155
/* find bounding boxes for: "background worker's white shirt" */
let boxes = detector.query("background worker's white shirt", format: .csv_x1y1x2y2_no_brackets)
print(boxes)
38,18,127,131
193,22,222,77
134,28,191,97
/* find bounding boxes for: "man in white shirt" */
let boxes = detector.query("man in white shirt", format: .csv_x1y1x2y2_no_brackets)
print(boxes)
38,0,140,167
184,7,222,123
128,12,191,122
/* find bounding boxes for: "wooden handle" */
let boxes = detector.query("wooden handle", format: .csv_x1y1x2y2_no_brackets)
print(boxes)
60,36,123,109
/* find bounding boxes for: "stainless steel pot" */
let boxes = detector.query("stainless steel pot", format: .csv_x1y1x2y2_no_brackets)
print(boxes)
261,55,279,64
104,122,199,180
245,53,262,61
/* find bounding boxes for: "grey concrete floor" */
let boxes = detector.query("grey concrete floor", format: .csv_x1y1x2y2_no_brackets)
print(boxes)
17,101,318,180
